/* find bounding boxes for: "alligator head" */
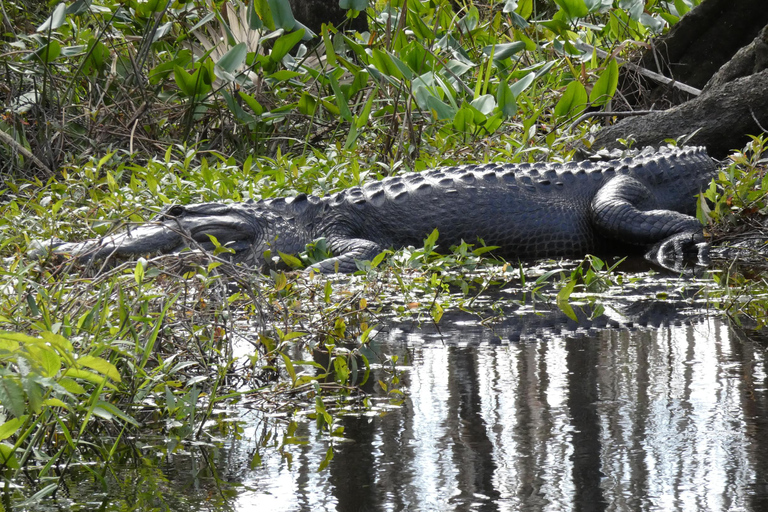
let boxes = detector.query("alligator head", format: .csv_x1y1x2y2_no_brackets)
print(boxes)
39,202,309,269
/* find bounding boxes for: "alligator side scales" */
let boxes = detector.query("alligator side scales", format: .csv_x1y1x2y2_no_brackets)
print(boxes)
40,146,717,273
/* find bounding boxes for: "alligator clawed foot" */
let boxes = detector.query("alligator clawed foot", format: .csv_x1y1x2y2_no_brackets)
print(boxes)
645,232,710,273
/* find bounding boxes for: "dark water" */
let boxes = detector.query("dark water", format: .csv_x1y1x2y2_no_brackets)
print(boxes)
231,308,768,511
19,303,768,511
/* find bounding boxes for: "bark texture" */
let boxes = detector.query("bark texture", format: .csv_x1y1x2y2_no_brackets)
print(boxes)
593,1,768,158
592,69,768,158
638,0,768,90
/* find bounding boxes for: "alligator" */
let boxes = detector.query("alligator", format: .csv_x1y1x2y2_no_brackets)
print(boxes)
39,146,717,273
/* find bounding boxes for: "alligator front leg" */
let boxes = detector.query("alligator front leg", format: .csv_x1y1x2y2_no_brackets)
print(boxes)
591,175,709,269
308,238,384,274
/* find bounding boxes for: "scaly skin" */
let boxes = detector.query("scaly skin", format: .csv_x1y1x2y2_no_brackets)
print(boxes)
41,146,717,273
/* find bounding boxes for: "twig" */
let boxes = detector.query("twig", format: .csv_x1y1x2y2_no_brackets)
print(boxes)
0,129,53,176
573,41,702,97
567,109,658,132
750,106,768,134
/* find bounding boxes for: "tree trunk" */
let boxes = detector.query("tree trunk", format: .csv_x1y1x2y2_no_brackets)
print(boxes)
592,1,768,158
592,69,768,158
289,0,368,36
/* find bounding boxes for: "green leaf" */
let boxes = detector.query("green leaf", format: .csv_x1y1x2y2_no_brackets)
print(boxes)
509,71,535,97
453,106,473,132
0,378,25,418
425,94,456,120
299,93,318,115
424,229,439,251
77,355,121,383
0,416,27,441
281,353,297,386
0,443,20,469
556,279,578,321
482,42,526,60
554,80,588,119
216,42,247,75
279,251,304,269
674,0,690,16
339,0,369,9
37,2,67,32
31,41,61,63
270,29,305,63
329,73,353,122
370,49,406,80
589,59,619,106
496,80,516,118
239,91,264,114
247,0,264,29
553,0,589,20
94,401,140,426
268,0,296,30
470,95,496,115
26,345,60,378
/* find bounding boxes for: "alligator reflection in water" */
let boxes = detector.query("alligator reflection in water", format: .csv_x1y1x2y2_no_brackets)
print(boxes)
244,312,768,512
27,308,768,511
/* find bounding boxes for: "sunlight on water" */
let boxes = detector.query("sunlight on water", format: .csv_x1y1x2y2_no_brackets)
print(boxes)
235,315,767,511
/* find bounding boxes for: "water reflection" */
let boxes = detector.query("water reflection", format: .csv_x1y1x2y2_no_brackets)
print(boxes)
269,314,765,512
25,311,768,511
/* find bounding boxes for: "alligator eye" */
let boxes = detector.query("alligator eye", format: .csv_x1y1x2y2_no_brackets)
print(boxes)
167,205,185,217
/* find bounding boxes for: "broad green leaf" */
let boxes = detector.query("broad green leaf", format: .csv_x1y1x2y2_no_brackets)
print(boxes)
299,93,318,115
510,71,535,97
426,95,456,120
370,49,404,80
0,416,27,441
134,259,145,285
674,0,690,16
42,398,68,408
77,355,121,382
40,331,73,354
0,443,19,469
553,0,589,20
0,378,25,418
26,345,60,377
58,377,85,394
279,251,304,269
37,2,67,32
496,80,516,118
268,0,296,30
216,42,247,74
329,73,353,121
270,29,305,63
239,91,264,114
470,95,496,115
589,59,619,106
174,66,197,96
554,80,588,119
453,106,473,132
31,41,61,63
247,0,264,29
556,279,578,321
482,42,526,60
339,0,369,9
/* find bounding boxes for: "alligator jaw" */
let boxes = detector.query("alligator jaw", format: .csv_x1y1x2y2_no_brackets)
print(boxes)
43,205,260,263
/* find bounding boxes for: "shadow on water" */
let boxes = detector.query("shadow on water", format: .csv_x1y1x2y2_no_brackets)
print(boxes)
14,295,768,511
